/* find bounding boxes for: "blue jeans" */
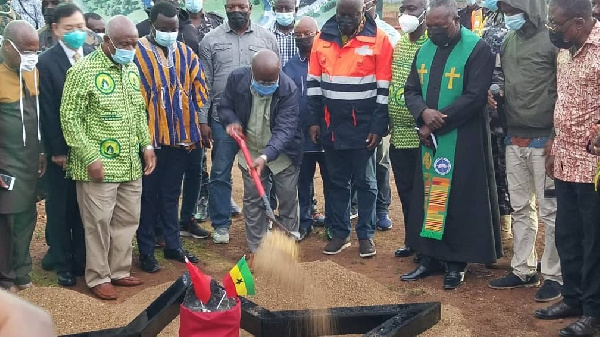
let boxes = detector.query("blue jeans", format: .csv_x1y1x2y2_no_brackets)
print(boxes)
298,152,331,230
324,147,377,240
208,120,239,229
179,147,204,223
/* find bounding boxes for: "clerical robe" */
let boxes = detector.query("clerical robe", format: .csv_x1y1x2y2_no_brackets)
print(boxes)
404,27,502,264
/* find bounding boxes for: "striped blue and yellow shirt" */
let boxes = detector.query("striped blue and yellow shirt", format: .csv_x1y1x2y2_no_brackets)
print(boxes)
134,37,209,147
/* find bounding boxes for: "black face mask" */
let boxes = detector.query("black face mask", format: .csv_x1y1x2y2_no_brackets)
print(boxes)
227,11,249,30
549,30,575,49
428,26,451,47
337,15,360,36
43,7,55,25
295,37,314,55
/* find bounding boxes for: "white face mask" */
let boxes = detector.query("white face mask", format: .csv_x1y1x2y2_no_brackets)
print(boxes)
7,39,41,146
467,0,478,5
398,11,424,34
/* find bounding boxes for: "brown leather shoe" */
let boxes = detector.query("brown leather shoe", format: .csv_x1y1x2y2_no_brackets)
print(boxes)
111,276,143,287
90,283,117,300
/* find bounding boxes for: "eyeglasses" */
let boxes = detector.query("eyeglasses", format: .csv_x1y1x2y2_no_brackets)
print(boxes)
295,32,316,38
546,17,572,32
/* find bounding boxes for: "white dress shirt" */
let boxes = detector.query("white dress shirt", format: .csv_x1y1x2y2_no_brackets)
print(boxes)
59,40,83,65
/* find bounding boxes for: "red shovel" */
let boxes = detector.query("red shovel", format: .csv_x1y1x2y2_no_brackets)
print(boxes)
230,132,301,241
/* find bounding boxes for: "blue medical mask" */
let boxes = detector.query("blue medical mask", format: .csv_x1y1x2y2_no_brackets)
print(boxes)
251,78,279,96
62,30,87,49
153,26,178,47
505,13,527,31
275,12,295,27
186,0,203,13
109,37,135,65
482,0,498,12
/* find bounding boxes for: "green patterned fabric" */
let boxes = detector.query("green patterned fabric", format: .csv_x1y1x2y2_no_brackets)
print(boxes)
388,33,428,149
60,49,152,182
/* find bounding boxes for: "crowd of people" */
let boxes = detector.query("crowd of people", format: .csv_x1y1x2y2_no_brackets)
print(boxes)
1,0,600,335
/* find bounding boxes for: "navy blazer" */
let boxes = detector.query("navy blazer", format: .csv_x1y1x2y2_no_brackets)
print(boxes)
218,67,303,166
38,43,94,157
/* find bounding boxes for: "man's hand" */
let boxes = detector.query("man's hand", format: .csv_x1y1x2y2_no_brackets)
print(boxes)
422,108,447,130
87,160,104,182
38,154,47,178
543,139,555,179
0,176,7,189
309,125,321,144
51,155,68,171
250,156,266,177
418,125,432,147
200,123,213,149
143,149,156,176
226,123,243,138
366,133,381,151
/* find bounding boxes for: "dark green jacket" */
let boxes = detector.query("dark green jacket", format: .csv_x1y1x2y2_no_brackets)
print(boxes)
500,0,558,138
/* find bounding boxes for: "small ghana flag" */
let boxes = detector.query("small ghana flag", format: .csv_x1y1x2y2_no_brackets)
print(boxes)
222,256,255,298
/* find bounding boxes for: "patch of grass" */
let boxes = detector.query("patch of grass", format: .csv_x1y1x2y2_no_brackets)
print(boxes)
387,285,400,292
30,265,58,287
181,238,232,272
395,266,403,274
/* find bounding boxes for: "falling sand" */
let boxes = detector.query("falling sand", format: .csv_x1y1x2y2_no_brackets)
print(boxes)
253,230,336,336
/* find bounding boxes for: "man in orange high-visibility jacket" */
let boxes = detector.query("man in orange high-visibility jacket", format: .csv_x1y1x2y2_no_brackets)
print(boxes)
307,0,393,259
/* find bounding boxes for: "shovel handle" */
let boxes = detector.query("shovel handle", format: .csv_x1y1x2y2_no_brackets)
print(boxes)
231,132,266,197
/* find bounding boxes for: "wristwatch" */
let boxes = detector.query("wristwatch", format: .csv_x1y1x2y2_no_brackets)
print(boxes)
143,145,154,152
259,154,268,163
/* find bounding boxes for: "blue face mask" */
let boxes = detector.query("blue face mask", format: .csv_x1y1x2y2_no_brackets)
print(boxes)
251,78,279,96
505,13,527,31
153,26,178,47
186,0,203,13
482,0,498,12
63,30,87,49
275,12,295,27
109,37,135,65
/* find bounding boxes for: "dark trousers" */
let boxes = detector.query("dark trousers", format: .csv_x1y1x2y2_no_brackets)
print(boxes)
179,147,205,223
44,162,85,273
555,179,600,316
138,146,187,255
389,146,419,223
324,147,377,240
491,134,512,216
298,152,331,230
0,206,36,289
350,145,392,215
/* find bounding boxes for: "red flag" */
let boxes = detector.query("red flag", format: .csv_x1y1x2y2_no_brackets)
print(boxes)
185,257,212,303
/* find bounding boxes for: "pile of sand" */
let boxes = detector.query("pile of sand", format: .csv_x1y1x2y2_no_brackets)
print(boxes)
20,260,470,336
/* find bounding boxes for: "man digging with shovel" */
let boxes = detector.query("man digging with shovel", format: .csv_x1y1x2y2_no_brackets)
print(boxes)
218,50,303,263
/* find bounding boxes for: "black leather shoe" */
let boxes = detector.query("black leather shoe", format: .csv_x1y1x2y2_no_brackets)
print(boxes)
395,247,415,258
559,316,599,337
443,271,465,290
535,301,582,320
57,272,76,287
401,263,444,281
140,254,160,273
164,248,198,263
298,226,312,241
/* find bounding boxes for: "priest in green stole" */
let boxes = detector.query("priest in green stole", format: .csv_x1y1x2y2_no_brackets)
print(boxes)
401,0,502,290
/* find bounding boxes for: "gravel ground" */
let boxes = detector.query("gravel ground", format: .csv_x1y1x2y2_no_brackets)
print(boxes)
19,261,466,336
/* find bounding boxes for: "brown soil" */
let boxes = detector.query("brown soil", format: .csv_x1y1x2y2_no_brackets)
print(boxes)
22,161,566,337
